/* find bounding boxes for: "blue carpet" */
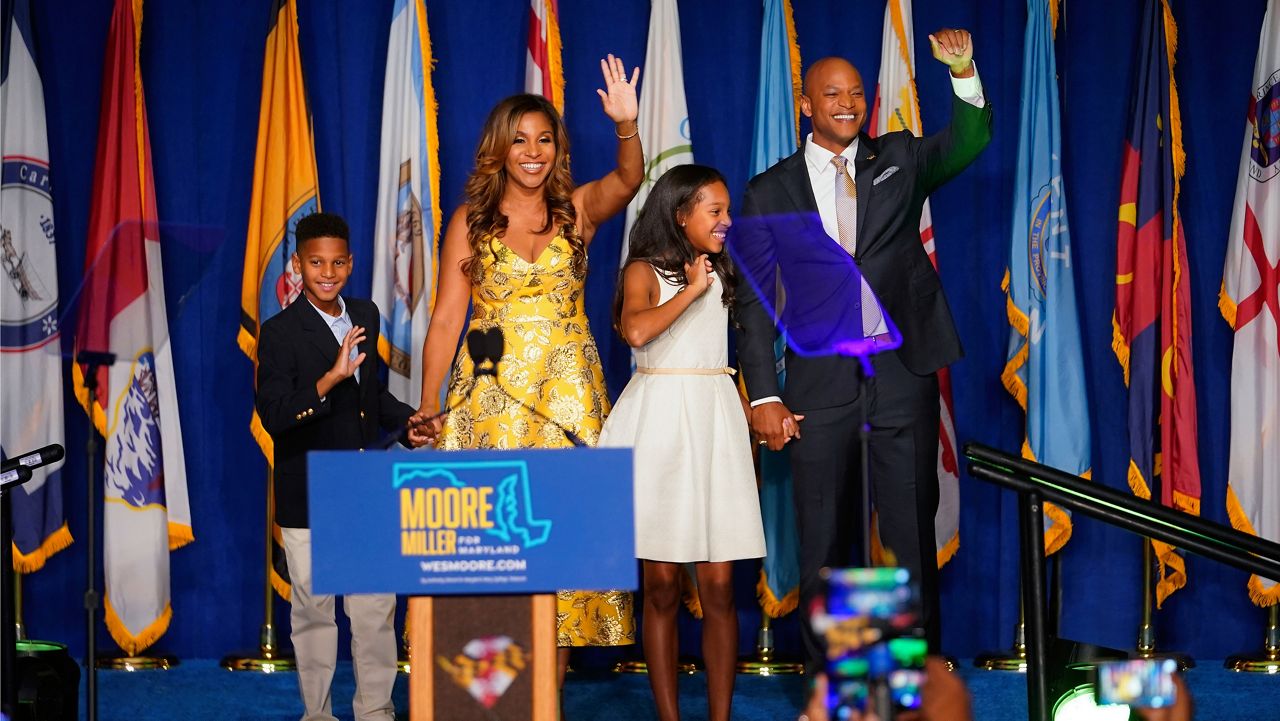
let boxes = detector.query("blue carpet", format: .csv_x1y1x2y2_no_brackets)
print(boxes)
77,659,1277,720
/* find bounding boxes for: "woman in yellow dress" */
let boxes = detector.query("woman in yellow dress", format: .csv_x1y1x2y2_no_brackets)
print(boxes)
412,55,643,680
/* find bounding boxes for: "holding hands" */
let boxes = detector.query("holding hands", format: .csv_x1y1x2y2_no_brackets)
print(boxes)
407,407,444,449
750,402,804,452
929,28,974,78
597,54,640,127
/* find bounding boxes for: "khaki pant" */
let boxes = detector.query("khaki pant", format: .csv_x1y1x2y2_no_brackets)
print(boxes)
281,527,397,721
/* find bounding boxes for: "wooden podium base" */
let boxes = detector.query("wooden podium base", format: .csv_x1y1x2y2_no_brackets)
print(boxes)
408,595,558,720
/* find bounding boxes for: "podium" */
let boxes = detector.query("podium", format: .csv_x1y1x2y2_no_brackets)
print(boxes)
309,448,636,721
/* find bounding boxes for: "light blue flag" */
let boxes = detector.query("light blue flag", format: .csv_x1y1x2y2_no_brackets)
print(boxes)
751,0,803,617
1002,0,1091,555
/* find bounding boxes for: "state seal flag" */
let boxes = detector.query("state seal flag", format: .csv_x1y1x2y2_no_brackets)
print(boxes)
72,0,192,656
524,0,564,114
239,0,322,601
1221,0,1280,608
1,0,72,572
868,0,960,570
748,0,802,620
619,0,694,262
1002,0,1091,556
372,0,441,409
1113,0,1202,609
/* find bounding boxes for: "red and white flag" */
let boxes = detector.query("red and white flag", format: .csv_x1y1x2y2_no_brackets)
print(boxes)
868,0,960,567
1221,0,1280,607
73,0,192,654
524,0,563,114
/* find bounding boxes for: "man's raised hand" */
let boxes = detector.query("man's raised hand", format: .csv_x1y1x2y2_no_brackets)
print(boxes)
929,29,974,78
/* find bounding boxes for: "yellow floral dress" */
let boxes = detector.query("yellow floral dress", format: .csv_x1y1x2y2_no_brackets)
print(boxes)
438,233,635,648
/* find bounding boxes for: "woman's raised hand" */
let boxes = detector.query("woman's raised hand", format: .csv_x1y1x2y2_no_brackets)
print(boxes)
596,54,640,124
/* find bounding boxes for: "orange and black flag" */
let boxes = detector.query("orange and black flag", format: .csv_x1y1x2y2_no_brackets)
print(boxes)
1113,0,1202,608
239,0,322,600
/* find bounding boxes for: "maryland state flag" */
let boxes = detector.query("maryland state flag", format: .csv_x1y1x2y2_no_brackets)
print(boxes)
1003,0,1091,556
1220,0,1279,607
524,0,563,114
748,0,802,619
73,0,192,655
1113,0,1202,608
869,0,960,569
239,0,321,600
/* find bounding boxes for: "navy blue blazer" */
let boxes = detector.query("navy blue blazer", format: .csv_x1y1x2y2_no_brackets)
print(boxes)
255,295,414,528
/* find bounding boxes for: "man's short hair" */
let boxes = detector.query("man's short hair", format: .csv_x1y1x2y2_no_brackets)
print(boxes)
295,212,350,252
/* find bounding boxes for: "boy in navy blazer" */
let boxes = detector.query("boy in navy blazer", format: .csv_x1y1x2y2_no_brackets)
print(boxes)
256,212,427,721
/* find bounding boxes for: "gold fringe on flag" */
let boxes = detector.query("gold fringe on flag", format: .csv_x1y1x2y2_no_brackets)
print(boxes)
105,595,171,657
782,0,802,141
418,0,443,313
1226,488,1280,607
756,570,800,619
11,525,74,574
545,0,565,115
1218,281,1238,329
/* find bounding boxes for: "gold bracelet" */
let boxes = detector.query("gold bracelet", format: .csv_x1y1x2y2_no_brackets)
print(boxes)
615,122,639,140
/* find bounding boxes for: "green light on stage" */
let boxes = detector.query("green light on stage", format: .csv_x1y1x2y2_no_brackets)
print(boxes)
1052,685,1132,721
15,640,67,654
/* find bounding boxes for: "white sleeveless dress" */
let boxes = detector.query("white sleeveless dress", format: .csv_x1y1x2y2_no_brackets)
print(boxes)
600,265,766,563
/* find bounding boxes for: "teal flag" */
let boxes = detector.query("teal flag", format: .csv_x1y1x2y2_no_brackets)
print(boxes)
1002,0,1091,555
751,0,802,617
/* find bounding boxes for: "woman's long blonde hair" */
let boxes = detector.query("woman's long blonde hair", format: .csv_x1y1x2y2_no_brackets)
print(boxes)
462,94,585,281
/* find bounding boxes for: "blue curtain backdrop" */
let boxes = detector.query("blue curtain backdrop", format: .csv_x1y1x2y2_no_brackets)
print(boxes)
20,0,1270,661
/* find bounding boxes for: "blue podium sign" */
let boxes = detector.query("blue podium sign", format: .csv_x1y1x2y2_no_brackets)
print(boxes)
308,448,636,595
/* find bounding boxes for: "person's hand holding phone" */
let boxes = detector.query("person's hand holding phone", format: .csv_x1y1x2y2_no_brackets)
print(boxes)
799,658,972,721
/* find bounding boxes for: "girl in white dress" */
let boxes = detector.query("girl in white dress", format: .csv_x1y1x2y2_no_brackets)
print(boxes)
600,164,765,721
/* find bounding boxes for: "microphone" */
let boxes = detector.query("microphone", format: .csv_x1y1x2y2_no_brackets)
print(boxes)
465,328,586,448
0,444,65,474
0,465,33,491
466,327,504,377
401,328,503,443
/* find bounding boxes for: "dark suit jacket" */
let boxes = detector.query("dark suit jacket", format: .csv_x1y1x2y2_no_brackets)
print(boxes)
734,95,993,411
256,295,415,528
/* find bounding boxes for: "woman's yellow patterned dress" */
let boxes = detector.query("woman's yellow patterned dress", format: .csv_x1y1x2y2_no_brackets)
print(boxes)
438,233,634,648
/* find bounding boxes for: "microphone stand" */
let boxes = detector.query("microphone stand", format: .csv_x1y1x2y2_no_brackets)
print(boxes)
76,350,116,721
471,328,584,448
1,466,34,718
413,329,585,449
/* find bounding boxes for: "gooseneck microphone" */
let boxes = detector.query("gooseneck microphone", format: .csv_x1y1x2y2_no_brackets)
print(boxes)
0,443,66,475
410,327,587,447
0,465,33,491
465,327,586,447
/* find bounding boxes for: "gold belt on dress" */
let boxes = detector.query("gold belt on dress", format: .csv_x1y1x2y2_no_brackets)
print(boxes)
635,367,736,376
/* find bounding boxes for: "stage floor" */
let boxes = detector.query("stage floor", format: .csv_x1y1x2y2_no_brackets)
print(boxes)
76,658,1276,720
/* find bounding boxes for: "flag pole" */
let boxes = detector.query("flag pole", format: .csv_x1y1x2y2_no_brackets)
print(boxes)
1133,538,1194,670
221,471,294,672
974,596,1027,672
736,613,803,675
14,571,23,641
1224,605,1279,673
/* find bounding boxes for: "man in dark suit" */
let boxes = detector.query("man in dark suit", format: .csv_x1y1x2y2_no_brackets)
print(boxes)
732,30,992,668
256,212,428,721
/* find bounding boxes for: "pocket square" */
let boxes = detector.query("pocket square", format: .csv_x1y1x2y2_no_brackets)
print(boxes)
872,166,900,185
